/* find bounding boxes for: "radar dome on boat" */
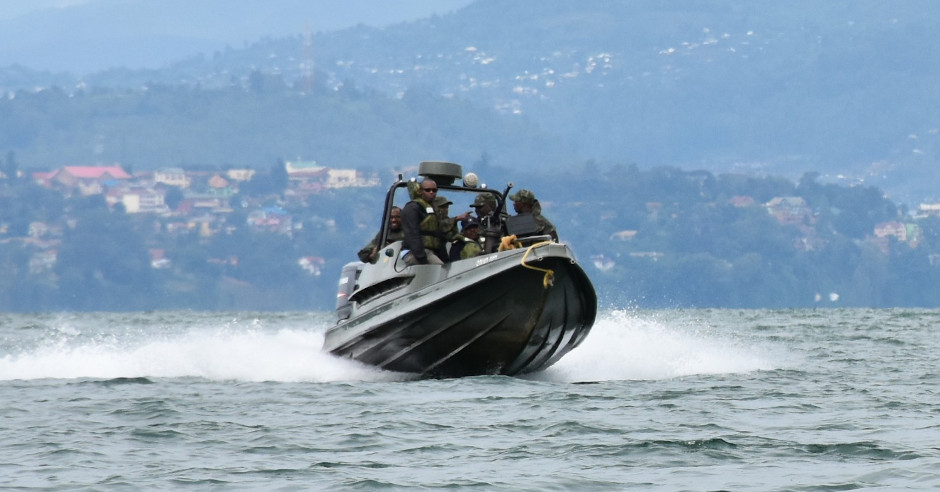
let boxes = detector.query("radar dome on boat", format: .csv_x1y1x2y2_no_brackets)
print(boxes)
418,161,462,186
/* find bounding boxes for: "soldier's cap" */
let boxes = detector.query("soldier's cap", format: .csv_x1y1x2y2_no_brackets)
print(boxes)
509,189,536,203
460,217,480,230
433,195,453,207
472,194,497,207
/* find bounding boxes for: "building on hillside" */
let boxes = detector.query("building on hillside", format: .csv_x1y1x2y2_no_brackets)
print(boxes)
917,202,940,218
247,207,293,235
31,171,57,186
765,196,814,225
46,165,132,195
874,221,910,241
225,169,256,182
285,160,328,196
154,168,190,188
286,160,328,180
114,187,168,214
872,221,920,254
206,174,236,196
285,160,380,190
326,168,381,188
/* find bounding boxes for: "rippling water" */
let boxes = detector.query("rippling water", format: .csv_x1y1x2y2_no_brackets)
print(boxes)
1,308,937,490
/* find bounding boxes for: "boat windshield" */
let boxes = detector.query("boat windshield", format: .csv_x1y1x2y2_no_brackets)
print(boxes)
378,178,510,255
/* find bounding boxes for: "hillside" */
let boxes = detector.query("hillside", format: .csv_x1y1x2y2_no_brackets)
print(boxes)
0,82,578,172
0,0,472,73
2,0,939,204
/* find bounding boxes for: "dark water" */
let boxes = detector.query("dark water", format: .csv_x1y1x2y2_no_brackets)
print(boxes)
1,309,937,490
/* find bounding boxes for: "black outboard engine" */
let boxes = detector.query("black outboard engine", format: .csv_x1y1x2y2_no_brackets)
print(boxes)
335,262,363,321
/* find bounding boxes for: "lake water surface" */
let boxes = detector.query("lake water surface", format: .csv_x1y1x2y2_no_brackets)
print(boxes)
1,308,937,490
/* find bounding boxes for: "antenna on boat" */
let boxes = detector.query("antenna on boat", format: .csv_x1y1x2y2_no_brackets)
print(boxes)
500,181,514,217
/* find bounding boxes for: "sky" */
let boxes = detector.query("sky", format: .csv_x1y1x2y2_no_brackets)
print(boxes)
0,0,474,73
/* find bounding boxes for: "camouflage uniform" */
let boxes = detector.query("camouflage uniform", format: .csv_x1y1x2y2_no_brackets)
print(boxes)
472,193,507,253
449,217,484,261
434,195,459,242
509,188,558,241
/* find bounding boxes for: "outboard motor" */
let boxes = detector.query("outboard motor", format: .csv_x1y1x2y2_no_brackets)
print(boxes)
335,262,364,321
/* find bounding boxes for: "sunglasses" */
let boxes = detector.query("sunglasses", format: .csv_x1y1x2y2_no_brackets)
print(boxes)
421,188,438,192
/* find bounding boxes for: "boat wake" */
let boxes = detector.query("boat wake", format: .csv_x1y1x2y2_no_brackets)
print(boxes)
1,310,779,383
536,309,781,383
0,323,405,383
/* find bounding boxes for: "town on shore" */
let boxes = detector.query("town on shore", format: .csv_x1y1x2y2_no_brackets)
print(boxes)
3,159,940,311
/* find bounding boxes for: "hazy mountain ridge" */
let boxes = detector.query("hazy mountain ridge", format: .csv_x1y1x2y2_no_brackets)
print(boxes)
2,0,939,203
0,0,472,73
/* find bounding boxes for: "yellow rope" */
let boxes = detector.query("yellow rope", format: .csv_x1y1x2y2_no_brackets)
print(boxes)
520,240,555,288
499,235,520,251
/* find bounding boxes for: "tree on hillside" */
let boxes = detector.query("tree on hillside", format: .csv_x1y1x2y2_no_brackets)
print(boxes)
54,199,156,310
164,187,184,211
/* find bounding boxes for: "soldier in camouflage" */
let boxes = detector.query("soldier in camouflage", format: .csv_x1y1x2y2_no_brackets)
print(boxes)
449,217,484,261
434,194,472,262
508,189,558,241
472,192,507,253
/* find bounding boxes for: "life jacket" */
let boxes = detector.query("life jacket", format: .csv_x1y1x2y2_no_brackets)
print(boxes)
415,198,443,250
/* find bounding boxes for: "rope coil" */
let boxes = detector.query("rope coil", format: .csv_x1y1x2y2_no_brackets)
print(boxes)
520,240,555,288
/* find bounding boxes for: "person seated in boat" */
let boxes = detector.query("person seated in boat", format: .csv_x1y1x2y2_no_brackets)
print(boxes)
471,193,497,220
508,189,558,241
449,217,484,261
435,194,473,260
471,193,508,253
357,206,404,263
401,178,447,265
433,195,461,241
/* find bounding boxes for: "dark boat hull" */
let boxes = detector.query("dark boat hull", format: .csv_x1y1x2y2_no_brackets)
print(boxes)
324,244,596,377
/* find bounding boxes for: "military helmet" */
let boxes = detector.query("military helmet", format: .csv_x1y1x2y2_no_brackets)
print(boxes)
509,189,536,204
472,194,497,208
